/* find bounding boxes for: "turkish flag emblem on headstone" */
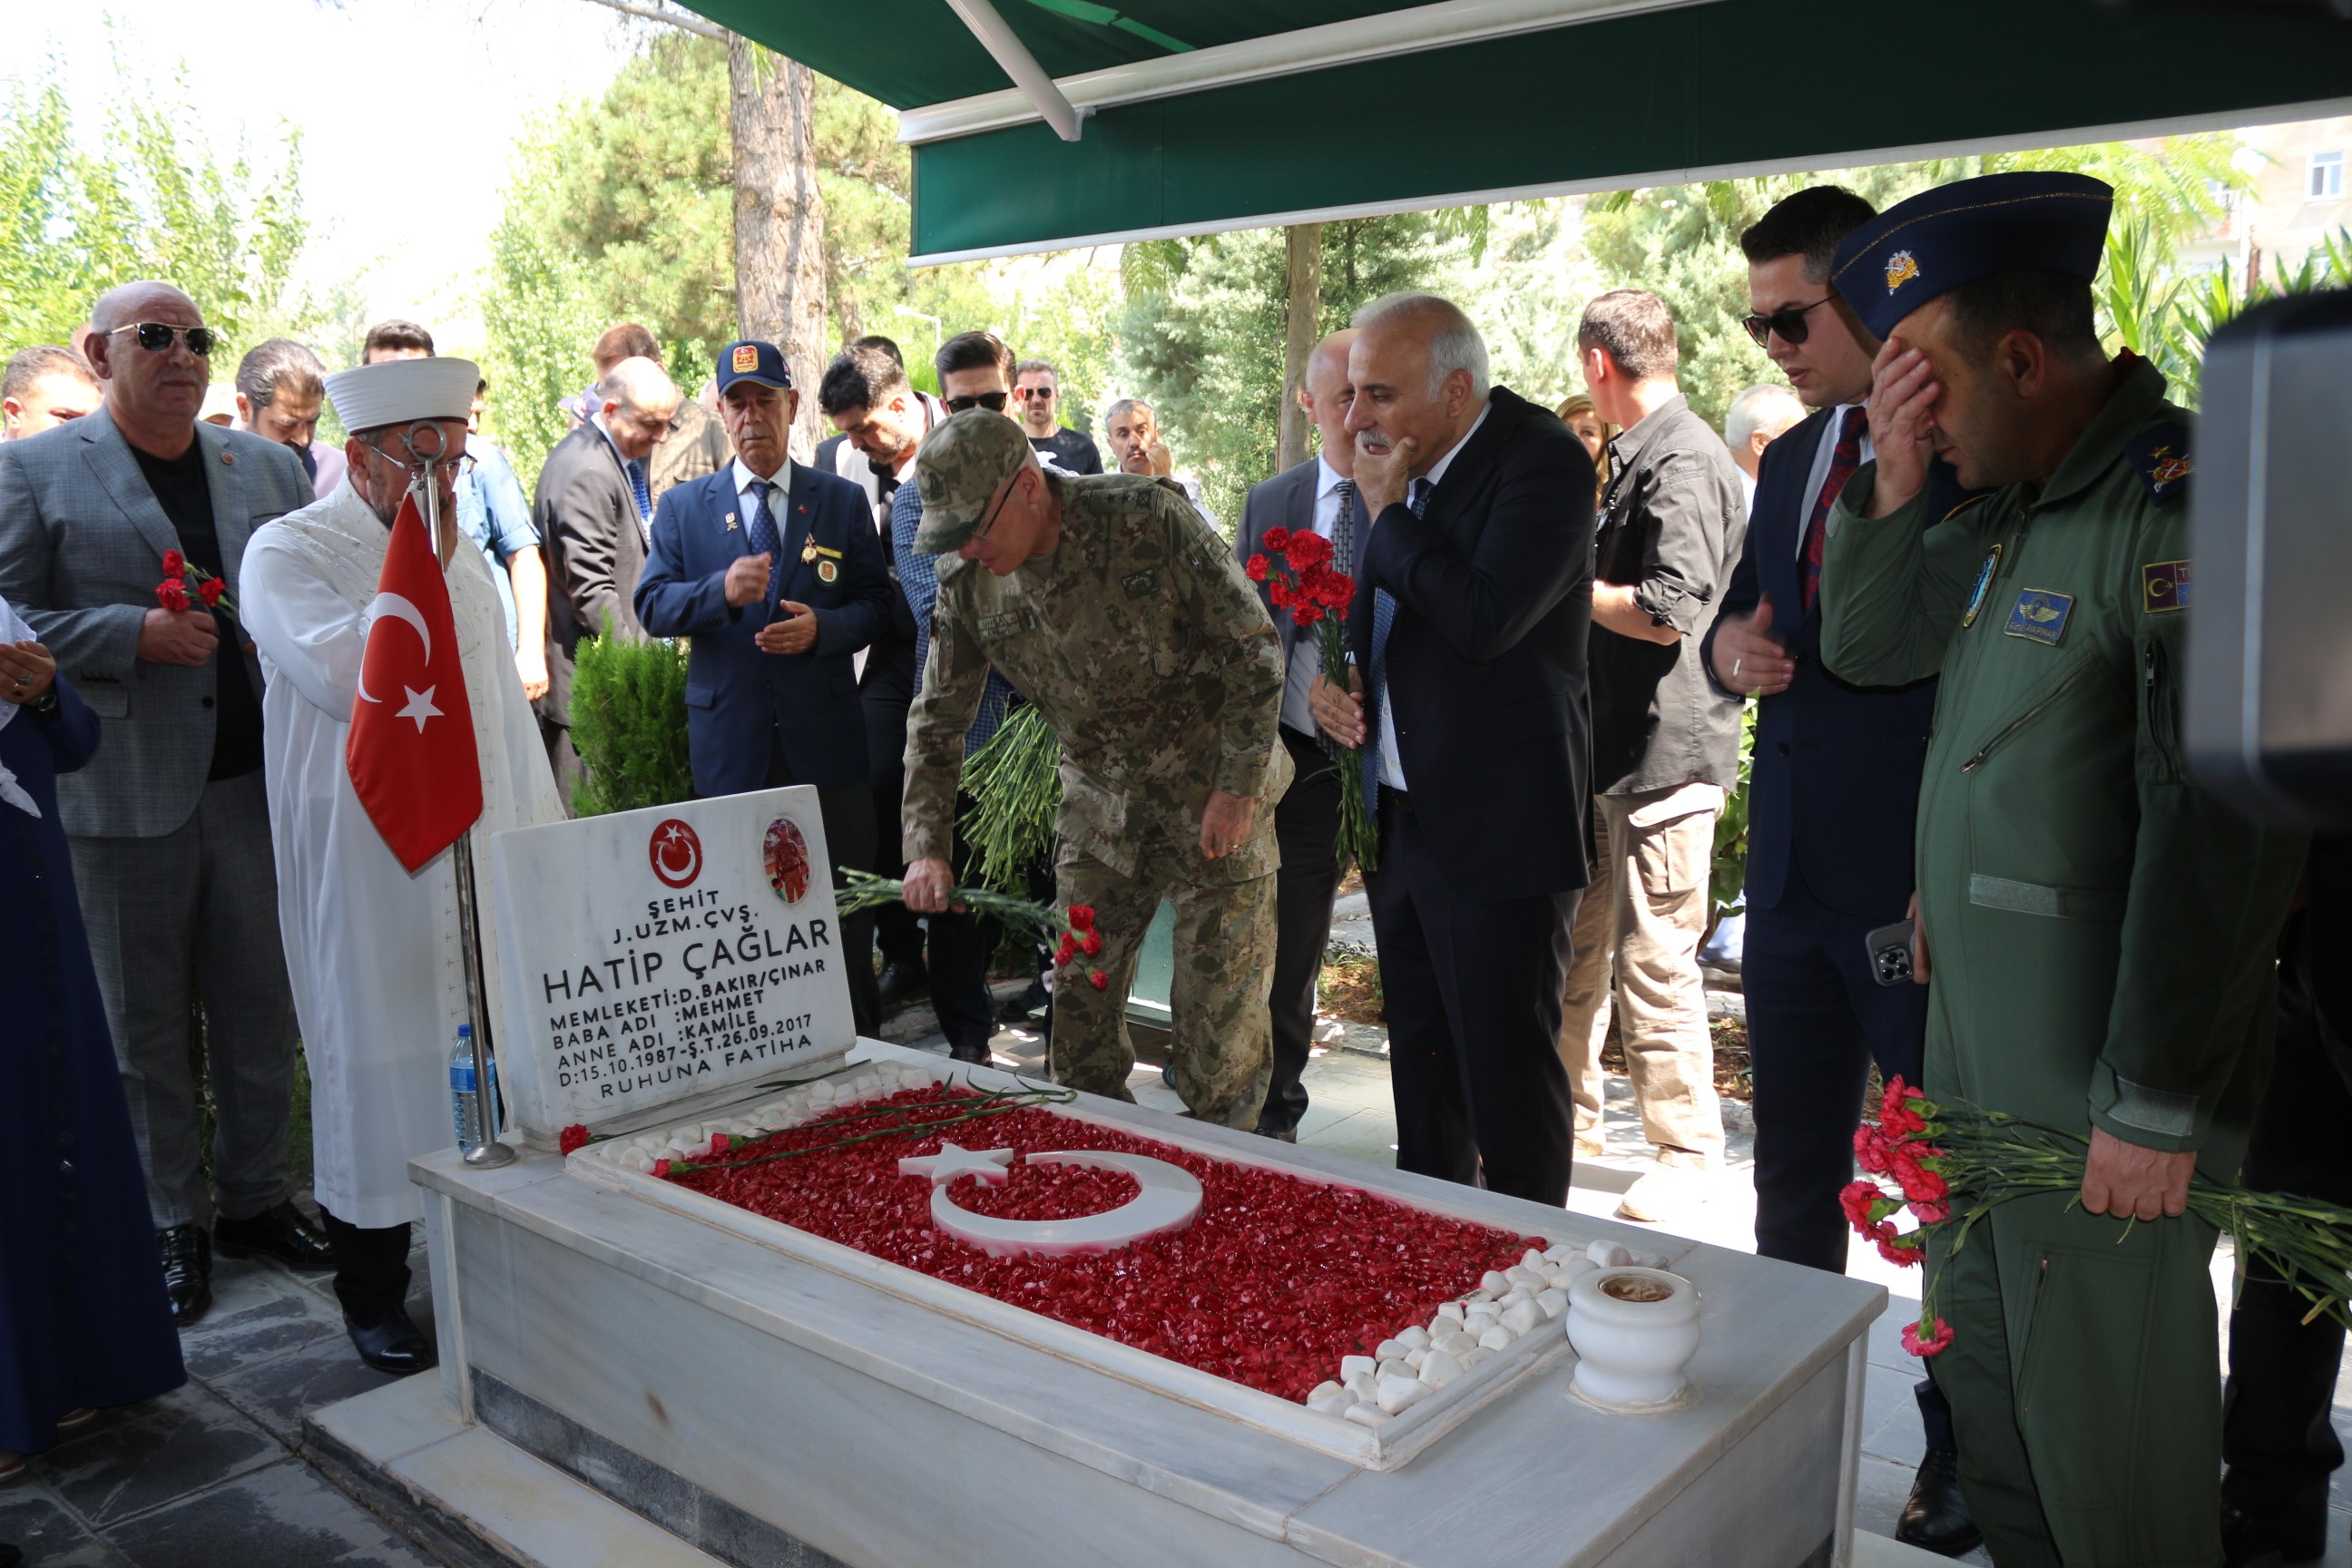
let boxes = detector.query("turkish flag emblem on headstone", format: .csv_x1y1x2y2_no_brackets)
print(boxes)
346,492,483,872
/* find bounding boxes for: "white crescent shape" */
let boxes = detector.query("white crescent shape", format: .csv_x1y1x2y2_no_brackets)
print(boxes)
662,837,699,883
356,592,432,706
929,1150,1203,1258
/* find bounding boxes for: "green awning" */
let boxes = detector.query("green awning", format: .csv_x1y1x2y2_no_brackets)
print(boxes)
685,0,2352,262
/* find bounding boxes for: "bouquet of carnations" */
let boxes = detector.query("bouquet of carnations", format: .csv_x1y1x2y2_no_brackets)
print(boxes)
1244,528,1375,872
836,867,1060,947
157,548,235,618
1846,1076,2352,1357
961,704,1062,893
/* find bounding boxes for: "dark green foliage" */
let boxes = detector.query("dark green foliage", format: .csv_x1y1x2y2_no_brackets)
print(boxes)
567,632,695,817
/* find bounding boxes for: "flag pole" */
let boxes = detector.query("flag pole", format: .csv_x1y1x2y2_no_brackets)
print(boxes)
407,421,516,1171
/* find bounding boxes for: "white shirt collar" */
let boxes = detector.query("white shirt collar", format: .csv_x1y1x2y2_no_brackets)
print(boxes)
1421,399,1492,492
733,456,790,496
1316,453,1348,497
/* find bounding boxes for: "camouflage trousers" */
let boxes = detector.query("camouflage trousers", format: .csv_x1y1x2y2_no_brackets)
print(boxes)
1050,837,1277,1130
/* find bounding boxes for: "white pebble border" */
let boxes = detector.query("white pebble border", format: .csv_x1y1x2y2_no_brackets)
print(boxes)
1309,1237,1671,1424
574,1063,1671,1424
580,1062,952,1173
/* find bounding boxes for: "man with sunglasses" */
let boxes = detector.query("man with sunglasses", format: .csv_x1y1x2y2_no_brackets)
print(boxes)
0,280,330,1326
1013,358,1102,475
1702,184,1980,1556
899,411,1290,1126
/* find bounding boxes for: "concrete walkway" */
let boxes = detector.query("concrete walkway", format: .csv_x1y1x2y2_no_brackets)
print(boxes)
5,988,2346,1566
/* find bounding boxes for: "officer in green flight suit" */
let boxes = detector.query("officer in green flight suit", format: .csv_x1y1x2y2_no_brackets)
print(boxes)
1815,172,2306,1568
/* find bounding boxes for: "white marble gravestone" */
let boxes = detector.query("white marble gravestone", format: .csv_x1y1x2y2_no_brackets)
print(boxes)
485,787,855,1142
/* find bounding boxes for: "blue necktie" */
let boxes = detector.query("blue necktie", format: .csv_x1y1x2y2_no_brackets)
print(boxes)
1362,477,1431,808
743,480,780,623
626,459,652,524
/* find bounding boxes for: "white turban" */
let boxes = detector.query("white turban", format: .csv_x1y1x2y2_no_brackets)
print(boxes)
325,357,479,435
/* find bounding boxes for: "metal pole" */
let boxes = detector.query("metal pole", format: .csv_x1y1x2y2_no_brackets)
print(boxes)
407,421,516,1170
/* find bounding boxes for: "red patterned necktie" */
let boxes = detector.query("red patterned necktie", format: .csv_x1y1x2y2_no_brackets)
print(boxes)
1800,405,1869,612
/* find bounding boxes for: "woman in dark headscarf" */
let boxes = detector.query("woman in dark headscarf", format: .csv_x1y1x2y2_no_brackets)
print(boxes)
0,598,184,1494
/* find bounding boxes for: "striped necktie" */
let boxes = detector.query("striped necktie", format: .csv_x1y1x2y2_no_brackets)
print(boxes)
1361,477,1430,808
744,480,780,624
1314,480,1358,760
1800,406,1868,612
626,459,653,530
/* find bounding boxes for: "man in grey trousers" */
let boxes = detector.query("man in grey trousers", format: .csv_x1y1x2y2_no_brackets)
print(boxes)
0,280,334,1326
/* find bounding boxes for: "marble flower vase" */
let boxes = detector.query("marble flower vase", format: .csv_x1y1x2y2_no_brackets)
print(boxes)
1566,1266,1702,1411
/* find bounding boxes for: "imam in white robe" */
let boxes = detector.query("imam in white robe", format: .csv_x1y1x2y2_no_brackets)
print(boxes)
242,480,564,1229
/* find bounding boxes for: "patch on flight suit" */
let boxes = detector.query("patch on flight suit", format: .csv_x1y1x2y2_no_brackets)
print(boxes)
1961,544,2004,629
979,606,1040,640
2003,587,2074,646
818,560,838,583
1122,569,1159,600
2125,420,2192,505
2141,559,2191,613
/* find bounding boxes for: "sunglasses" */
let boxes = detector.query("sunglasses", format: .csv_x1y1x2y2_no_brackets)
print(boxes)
1014,386,1054,401
112,321,218,357
944,390,1009,414
1740,295,1841,349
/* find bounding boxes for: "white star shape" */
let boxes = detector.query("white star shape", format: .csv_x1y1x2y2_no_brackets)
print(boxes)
896,1142,1014,1187
397,684,442,733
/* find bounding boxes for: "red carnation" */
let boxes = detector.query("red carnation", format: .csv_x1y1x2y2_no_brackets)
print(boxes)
1283,531,1331,569
652,1159,671,1178
198,577,226,608
558,1123,590,1155
1877,1231,1924,1269
1316,570,1356,608
1853,1123,1894,1175
1088,970,1109,992
1838,1179,1884,1233
1080,929,1102,957
1261,527,1290,554
1900,1317,1955,1357
1269,580,1295,611
1054,935,1078,967
1292,603,1324,625
1068,905,1095,930
710,1133,730,1153
162,549,185,578
156,578,190,612
1910,1197,1950,1225
1244,554,1269,583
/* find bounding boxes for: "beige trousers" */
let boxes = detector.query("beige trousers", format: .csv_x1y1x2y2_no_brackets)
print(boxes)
1556,783,1726,1166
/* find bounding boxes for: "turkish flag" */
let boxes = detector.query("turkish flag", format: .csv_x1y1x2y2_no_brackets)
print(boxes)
346,492,483,872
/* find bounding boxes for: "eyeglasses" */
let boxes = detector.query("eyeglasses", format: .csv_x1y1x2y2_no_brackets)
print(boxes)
1013,386,1054,401
1740,295,1837,349
944,390,1009,413
968,472,1020,547
359,438,476,483
111,322,217,357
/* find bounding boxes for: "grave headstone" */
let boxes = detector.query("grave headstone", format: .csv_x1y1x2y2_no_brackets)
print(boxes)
486,786,856,1140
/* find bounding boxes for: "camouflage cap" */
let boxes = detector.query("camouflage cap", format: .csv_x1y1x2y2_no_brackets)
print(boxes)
913,408,1034,553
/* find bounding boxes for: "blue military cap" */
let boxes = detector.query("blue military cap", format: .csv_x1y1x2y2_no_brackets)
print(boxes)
1828,172,2113,341
716,338,793,393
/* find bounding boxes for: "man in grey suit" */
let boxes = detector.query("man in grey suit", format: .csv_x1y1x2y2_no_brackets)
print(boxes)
0,280,332,1326
1239,328,1367,1142
533,355,679,807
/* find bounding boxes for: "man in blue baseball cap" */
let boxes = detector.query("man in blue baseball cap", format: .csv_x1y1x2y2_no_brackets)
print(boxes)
1815,171,2306,1566
634,340,898,1033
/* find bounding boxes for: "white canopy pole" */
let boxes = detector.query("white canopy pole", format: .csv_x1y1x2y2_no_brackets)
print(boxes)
943,0,1088,142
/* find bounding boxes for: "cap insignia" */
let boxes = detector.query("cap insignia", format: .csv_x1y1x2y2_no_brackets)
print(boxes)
731,344,760,373
1886,250,1920,293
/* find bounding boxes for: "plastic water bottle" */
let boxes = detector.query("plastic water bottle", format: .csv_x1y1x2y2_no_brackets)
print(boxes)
451,1024,485,1149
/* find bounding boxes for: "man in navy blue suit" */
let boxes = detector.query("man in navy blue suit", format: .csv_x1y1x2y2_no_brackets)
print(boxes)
1701,187,1978,1556
635,340,898,1034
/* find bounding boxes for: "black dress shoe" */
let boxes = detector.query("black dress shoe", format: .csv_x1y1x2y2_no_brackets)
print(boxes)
1896,1446,1984,1556
1254,1123,1299,1143
2221,1492,2332,1566
877,957,928,1011
946,1042,992,1064
159,1225,212,1327
214,1200,335,1271
997,975,1049,1024
346,1306,436,1375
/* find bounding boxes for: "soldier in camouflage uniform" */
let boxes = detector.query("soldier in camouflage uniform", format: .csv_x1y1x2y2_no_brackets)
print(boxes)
898,411,1292,1127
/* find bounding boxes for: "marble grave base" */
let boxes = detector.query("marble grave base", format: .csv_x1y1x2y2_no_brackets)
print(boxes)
401,1041,1885,1568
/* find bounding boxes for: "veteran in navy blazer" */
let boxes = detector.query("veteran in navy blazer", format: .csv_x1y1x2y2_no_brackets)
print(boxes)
1309,293,1596,1206
1700,187,1980,1556
633,340,897,1031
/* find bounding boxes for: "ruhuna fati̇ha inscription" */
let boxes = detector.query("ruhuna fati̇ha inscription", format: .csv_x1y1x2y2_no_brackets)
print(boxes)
486,786,857,1138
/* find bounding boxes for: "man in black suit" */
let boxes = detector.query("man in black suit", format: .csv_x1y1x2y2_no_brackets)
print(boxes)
1309,291,1596,1204
534,355,680,806
1239,328,1367,1142
1702,185,1976,1556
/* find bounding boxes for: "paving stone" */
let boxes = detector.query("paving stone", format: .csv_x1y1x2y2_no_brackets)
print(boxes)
178,1273,348,1381
0,1480,133,1566
210,1332,413,1446
103,1456,438,1568
38,1384,279,1527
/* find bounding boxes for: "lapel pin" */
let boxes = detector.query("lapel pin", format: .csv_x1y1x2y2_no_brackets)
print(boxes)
220,450,235,466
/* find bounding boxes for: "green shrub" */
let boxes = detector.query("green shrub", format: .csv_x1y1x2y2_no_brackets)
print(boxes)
568,630,695,816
